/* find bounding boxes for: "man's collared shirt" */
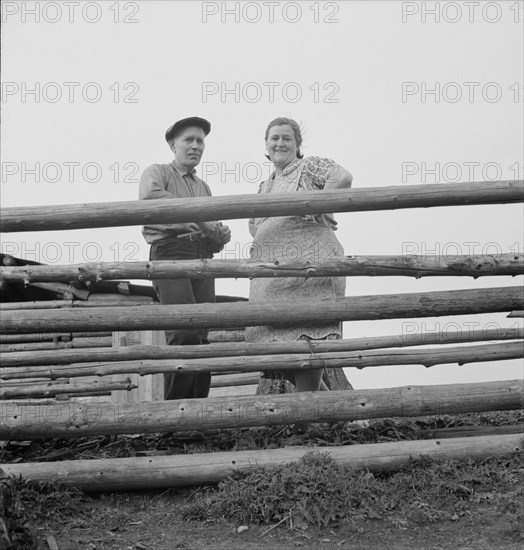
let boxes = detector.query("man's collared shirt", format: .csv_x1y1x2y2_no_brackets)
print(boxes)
139,160,212,244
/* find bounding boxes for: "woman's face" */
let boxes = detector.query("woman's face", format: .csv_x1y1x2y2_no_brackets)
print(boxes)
266,125,298,168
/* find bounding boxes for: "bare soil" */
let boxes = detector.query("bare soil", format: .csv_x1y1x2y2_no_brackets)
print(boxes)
29,489,524,550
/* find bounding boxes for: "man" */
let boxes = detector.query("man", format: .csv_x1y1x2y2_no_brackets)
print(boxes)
139,116,231,399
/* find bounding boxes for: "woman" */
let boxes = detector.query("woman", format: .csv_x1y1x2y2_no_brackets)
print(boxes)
246,117,353,395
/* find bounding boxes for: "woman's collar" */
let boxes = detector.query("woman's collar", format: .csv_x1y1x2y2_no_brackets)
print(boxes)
280,157,302,176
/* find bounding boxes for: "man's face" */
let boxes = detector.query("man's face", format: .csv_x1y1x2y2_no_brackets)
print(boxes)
170,126,206,170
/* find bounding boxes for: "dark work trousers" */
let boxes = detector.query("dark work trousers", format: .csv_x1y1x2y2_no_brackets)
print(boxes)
149,239,215,400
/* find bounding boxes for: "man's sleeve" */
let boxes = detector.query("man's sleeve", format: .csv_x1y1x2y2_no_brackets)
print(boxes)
138,165,195,235
201,181,213,198
138,165,174,200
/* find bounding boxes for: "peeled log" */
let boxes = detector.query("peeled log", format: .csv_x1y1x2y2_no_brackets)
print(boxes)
1,434,521,491
0,380,521,440
2,327,522,368
3,341,522,380
1,181,522,232
0,295,237,310
0,299,153,311
0,338,112,353
2,253,522,283
1,286,522,334
0,378,136,400
27,282,89,300
0,332,111,344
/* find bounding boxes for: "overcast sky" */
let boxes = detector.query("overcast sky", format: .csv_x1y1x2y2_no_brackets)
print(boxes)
1,0,523,389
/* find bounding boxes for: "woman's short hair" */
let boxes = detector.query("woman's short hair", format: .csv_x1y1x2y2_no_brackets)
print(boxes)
264,117,304,159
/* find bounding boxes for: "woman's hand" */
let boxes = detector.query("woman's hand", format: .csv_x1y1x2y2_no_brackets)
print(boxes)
248,218,257,237
325,166,353,190
315,213,338,229
315,165,352,229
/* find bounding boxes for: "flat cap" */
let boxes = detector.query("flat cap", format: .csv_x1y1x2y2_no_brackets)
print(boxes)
165,116,211,142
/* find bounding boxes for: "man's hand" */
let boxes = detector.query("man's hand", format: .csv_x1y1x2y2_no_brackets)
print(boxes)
215,222,231,244
198,221,221,239
199,221,231,244
185,222,201,233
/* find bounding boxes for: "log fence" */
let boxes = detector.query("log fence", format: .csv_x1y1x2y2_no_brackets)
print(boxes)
0,182,523,489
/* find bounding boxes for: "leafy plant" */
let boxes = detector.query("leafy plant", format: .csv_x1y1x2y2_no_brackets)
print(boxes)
184,449,524,530
184,451,384,528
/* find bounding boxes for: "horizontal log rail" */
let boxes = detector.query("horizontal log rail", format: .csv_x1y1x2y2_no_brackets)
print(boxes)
0,380,520,439
0,295,240,311
2,253,522,283
418,424,523,440
1,378,69,386
1,181,522,233
3,326,521,368
0,299,155,311
2,372,260,392
28,281,90,300
1,434,520,491
0,332,111,344
3,342,522,380
0,378,136,400
1,286,522,334
0,338,112,353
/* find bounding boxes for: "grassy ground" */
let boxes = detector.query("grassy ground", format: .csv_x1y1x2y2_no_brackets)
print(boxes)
0,411,522,550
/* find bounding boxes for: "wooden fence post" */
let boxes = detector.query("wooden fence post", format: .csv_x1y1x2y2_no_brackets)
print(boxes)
111,331,163,402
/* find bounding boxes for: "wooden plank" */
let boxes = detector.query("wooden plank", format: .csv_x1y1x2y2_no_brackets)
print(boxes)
211,373,261,387
208,384,258,397
207,329,245,343
110,331,163,403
